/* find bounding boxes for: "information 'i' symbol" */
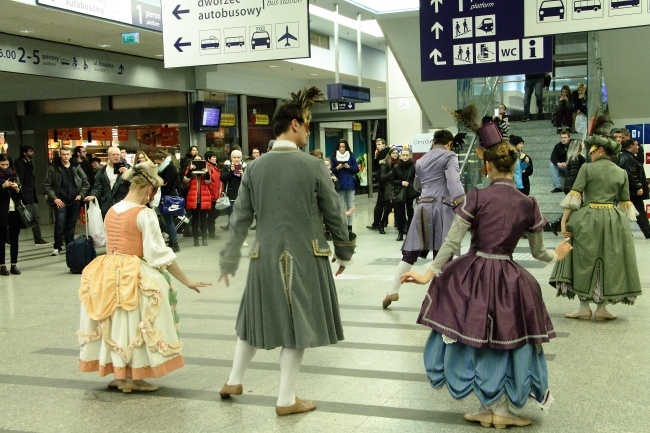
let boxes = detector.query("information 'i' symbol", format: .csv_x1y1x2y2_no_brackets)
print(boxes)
529,40,537,59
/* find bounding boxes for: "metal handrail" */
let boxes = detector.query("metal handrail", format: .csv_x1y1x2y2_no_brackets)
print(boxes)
458,77,501,175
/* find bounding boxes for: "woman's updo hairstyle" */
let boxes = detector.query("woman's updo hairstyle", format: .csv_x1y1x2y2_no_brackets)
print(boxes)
484,142,517,174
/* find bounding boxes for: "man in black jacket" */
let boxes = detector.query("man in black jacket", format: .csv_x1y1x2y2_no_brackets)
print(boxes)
366,138,390,232
619,139,650,238
84,146,130,217
14,146,49,245
549,131,570,193
43,147,89,255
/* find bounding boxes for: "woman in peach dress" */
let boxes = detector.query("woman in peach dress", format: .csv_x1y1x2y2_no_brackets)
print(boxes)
77,159,210,393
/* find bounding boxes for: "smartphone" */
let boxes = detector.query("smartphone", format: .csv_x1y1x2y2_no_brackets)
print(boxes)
234,163,242,171
113,162,124,174
493,108,500,117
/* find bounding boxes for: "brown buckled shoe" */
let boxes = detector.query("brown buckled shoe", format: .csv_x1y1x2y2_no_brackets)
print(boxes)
275,397,316,416
219,382,243,399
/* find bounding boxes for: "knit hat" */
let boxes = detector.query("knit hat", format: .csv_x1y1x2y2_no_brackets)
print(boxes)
509,135,524,146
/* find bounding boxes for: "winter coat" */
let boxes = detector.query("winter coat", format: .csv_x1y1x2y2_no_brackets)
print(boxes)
220,163,245,201
206,161,222,202
89,164,131,216
159,163,179,196
619,150,649,199
391,159,417,200
380,160,396,202
183,168,212,210
563,155,586,194
43,159,89,205
330,153,359,190
0,168,22,226
14,157,38,204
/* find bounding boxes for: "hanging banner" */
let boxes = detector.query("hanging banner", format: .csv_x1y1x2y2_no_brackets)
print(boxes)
84,127,113,141
160,127,179,146
221,113,236,127
56,128,82,140
117,128,129,141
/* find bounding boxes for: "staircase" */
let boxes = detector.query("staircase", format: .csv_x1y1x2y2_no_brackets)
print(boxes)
508,119,566,226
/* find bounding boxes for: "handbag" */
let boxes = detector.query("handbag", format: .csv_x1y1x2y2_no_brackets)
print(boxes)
215,183,230,210
160,195,186,216
16,200,37,229
392,186,407,205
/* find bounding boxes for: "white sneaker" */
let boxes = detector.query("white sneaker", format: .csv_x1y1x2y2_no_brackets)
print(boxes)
51,249,60,256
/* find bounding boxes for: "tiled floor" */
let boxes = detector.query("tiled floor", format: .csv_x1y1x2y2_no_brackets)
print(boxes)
1,196,648,433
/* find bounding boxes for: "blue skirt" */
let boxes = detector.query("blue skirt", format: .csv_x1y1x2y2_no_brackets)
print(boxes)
424,331,551,409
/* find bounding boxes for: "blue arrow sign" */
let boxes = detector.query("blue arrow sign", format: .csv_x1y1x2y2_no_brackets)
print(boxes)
173,4,189,20
174,37,191,52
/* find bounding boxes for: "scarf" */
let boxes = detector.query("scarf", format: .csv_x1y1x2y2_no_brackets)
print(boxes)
336,150,350,163
157,156,171,173
0,166,16,187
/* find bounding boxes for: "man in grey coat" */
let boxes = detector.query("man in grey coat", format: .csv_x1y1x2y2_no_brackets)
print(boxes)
219,88,355,416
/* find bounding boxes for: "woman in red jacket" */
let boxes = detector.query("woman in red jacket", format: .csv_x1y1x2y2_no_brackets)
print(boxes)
183,155,212,246
204,151,222,239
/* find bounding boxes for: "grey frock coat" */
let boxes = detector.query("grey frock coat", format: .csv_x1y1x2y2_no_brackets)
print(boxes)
220,142,356,349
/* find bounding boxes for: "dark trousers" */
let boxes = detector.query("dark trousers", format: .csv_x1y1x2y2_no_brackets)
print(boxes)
394,199,414,235
191,208,208,240
207,205,220,237
0,211,20,264
554,108,573,128
161,213,178,244
523,76,544,117
53,200,81,250
371,190,386,227
632,198,650,238
380,200,393,227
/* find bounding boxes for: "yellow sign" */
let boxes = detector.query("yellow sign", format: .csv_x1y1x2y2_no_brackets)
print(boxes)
250,114,269,125
220,113,236,127
352,122,362,131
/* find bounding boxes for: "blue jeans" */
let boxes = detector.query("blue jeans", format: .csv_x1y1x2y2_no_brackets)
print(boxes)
53,200,81,250
549,162,566,190
161,213,178,244
338,189,355,226
523,76,544,117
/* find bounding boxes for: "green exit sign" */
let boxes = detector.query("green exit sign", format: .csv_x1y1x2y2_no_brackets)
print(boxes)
122,33,140,44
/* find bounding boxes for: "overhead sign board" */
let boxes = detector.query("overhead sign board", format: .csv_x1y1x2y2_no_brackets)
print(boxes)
36,0,162,31
161,0,310,68
330,101,356,111
420,0,553,81
524,0,650,36
0,34,195,92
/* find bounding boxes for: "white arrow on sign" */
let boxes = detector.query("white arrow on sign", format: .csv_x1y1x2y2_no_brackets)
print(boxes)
431,22,443,39
431,0,443,13
429,49,446,65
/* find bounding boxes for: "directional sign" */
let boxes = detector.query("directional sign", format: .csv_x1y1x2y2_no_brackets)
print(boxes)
420,0,552,81
161,0,310,68
36,0,162,31
525,0,650,36
330,101,356,111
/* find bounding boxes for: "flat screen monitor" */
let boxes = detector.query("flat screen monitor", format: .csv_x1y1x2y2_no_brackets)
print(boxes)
193,102,221,131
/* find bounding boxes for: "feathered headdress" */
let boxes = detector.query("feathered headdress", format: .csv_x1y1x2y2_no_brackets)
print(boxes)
585,114,620,155
290,86,325,124
443,104,502,149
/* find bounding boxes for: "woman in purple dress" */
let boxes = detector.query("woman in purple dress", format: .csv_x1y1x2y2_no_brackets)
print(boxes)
402,134,572,429
382,130,465,308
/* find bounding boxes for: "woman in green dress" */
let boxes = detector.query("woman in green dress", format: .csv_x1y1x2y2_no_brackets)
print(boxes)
550,133,642,320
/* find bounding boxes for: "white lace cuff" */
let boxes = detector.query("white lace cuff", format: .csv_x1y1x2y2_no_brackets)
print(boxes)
425,262,442,276
617,201,638,221
560,191,582,210
337,258,351,267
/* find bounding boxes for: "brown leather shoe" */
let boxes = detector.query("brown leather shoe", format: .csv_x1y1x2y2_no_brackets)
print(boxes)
492,413,532,429
219,382,243,399
464,411,493,428
382,293,399,309
275,397,316,416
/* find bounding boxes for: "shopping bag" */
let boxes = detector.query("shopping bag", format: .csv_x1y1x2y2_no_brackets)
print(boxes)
160,195,186,216
87,199,107,248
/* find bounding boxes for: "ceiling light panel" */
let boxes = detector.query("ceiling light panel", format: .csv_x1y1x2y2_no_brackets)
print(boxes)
345,0,419,14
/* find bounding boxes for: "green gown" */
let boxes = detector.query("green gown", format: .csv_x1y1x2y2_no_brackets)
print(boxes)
549,157,642,304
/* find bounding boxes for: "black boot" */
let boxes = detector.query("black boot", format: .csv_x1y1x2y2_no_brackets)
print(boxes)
396,232,404,242
551,218,561,236
194,238,200,247
379,226,386,234
171,242,180,253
